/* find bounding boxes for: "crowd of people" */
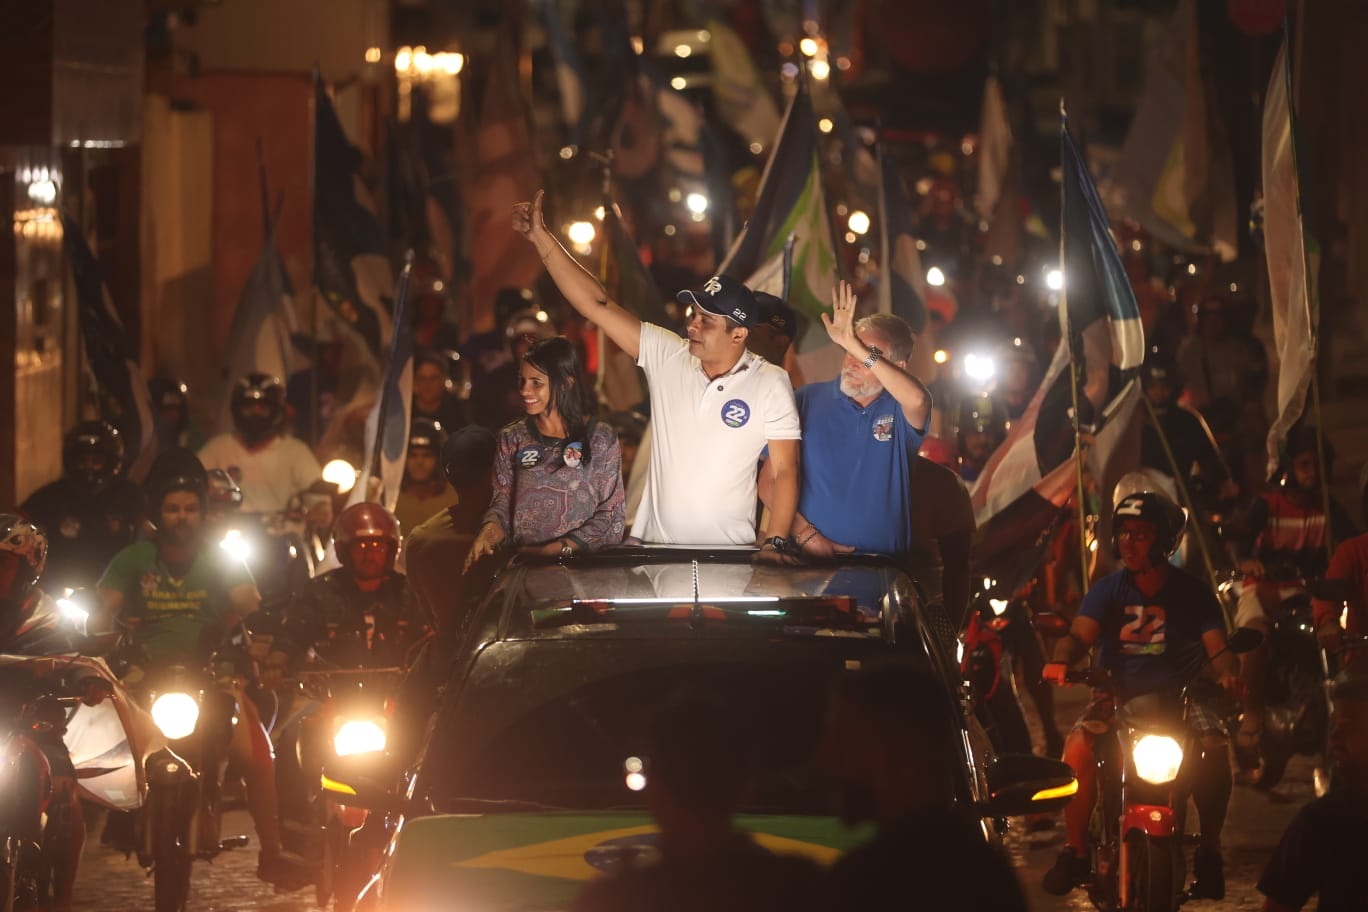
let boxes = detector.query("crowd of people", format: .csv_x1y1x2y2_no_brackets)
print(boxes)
3,182,1368,912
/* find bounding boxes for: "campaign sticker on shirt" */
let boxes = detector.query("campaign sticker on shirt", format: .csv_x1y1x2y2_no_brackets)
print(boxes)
720,399,751,428
872,414,895,442
563,442,584,468
515,445,544,469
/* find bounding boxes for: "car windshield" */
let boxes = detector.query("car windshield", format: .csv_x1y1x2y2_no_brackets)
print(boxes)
505,560,911,640
424,559,930,815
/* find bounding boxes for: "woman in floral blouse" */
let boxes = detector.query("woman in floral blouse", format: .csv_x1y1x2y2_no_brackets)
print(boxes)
465,337,625,568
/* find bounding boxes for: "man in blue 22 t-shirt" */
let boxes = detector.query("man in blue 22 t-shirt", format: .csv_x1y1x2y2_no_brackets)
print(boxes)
1042,490,1242,901
769,281,931,558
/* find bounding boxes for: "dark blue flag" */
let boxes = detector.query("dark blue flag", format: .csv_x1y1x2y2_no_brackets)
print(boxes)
61,213,158,481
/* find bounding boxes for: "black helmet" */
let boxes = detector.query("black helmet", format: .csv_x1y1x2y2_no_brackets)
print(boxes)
441,426,497,489
143,447,209,515
230,373,286,443
956,395,1006,438
63,420,125,493
1140,350,1182,397
1112,490,1187,563
0,514,48,610
408,417,446,453
148,377,189,411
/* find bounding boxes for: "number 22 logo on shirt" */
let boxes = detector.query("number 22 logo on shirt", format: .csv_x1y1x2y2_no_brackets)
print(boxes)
1120,604,1167,655
721,399,750,428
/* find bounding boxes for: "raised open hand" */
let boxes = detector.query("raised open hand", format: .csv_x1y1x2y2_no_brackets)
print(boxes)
820,280,860,353
512,190,547,241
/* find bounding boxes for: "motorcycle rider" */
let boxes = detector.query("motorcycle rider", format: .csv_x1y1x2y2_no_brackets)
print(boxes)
199,373,324,515
1310,471,1368,658
149,376,206,452
1137,351,1238,505
277,502,427,670
20,421,143,592
0,516,93,912
955,395,1007,484
96,465,311,889
1042,490,1242,899
1235,426,1357,769
394,418,458,533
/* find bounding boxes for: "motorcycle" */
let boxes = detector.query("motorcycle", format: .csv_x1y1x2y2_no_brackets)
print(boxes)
0,649,138,912
1051,627,1260,912
1240,577,1325,790
290,667,400,911
135,656,253,912
961,579,1064,757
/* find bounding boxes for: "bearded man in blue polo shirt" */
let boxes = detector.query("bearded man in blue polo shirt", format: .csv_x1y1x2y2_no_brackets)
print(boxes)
785,282,932,556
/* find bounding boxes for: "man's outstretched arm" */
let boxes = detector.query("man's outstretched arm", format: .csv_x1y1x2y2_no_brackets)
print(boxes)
513,190,642,358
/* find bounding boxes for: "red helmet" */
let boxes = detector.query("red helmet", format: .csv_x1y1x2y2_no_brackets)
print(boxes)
918,436,957,471
333,502,400,569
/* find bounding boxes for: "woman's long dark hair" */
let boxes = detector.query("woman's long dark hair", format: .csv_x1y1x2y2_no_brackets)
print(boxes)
523,336,597,465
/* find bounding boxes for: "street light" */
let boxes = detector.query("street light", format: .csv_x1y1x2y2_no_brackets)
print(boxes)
567,221,596,245
847,210,871,235
926,266,946,287
685,193,709,215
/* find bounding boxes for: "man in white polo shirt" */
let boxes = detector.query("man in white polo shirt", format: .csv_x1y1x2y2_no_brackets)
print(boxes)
513,191,800,557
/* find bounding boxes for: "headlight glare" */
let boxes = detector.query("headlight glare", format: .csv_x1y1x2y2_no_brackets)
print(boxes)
151,692,200,740
334,719,387,757
1132,734,1184,784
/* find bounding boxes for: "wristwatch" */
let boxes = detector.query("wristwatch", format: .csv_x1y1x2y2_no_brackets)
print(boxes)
862,346,883,369
560,539,574,557
763,536,789,553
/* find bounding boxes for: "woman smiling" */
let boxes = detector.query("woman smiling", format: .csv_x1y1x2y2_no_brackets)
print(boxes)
465,337,625,569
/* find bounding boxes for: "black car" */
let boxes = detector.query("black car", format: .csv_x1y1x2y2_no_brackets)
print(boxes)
325,548,1075,911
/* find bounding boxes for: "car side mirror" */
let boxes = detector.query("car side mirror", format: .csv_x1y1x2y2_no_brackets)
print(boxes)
321,753,403,813
980,753,1078,817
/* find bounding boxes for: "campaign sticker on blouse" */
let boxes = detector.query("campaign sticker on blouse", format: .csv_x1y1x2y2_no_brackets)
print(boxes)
872,414,894,442
516,445,544,468
720,399,751,428
563,442,584,468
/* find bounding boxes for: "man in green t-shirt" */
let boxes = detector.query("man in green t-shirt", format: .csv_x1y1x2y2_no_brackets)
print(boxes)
98,466,311,890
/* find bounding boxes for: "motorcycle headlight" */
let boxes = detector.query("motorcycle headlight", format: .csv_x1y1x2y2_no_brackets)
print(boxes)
333,719,387,757
150,692,201,740
1132,734,1184,784
989,598,1009,617
219,528,253,565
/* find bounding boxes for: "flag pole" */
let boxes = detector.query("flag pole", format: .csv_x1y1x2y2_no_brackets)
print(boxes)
1059,102,1093,590
308,67,322,449
781,233,796,305
875,140,892,315
1139,393,1221,593
591,150,614,401
1283,15,1335,562
368,250,415,499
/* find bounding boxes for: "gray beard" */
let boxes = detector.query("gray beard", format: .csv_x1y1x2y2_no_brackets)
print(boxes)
839,374,883,401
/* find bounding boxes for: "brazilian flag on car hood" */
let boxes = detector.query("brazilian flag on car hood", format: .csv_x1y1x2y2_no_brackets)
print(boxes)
382,812,870,910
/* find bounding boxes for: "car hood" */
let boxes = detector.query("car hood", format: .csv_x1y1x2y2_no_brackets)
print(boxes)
380,811,871,911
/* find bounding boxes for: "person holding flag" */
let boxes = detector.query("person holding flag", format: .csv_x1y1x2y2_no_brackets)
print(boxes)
512,191,801,557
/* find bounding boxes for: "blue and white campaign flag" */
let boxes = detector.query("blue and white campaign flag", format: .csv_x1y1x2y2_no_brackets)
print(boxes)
537,0,588,148
969,113,1144,539
347,258,415,514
